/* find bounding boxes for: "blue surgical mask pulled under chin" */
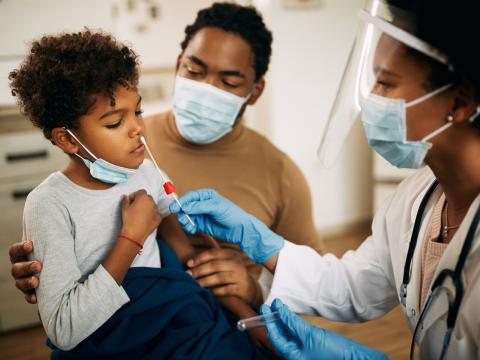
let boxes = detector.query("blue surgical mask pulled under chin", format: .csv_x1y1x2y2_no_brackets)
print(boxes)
173,76,251,144
360,83,453,169
66,129,136,184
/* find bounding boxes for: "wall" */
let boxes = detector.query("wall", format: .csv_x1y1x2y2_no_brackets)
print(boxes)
0,0,215,67
0,0,374,231
0,0,113,56
0,0,112,106
0,0,216,108
112,0,215,69
251,0,373,231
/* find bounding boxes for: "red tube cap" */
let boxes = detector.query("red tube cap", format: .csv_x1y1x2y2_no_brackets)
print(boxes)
163,181,176,195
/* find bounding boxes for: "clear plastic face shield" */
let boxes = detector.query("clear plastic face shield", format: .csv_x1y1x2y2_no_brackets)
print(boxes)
317,0,452,167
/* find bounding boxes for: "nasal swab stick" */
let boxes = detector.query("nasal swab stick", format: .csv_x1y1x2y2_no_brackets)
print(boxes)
140,136,195,226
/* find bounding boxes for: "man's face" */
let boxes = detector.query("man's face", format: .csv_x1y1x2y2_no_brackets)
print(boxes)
176,27,261,103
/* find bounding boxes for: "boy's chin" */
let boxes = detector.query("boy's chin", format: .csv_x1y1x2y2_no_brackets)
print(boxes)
126,156,145,169
129,160,143,170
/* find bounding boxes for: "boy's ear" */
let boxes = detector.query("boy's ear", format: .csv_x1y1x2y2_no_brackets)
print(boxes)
51,128,78,154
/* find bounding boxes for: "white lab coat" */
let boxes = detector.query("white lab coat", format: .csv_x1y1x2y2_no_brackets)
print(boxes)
265,167,480,359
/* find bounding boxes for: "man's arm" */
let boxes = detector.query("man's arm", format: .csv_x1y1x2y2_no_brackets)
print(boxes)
274,156,324,254
158,213,273,351
158,217,262,309
9,240,42,304
157,215,196,264
252,157,321,303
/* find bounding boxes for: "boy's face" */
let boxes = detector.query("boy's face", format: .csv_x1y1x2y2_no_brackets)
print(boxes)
74,85,145,169
176,27,260,103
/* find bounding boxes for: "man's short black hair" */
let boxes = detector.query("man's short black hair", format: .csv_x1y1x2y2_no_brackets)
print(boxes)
180,2,273,80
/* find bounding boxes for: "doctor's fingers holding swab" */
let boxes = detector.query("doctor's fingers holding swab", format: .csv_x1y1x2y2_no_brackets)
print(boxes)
259,299,388,360
169,189,284,263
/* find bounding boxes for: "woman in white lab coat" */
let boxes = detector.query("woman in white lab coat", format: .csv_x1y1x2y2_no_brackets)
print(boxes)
170,0,480,359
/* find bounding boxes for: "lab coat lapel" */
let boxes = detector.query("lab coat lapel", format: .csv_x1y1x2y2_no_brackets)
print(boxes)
419,194,480,336
404,186,442,327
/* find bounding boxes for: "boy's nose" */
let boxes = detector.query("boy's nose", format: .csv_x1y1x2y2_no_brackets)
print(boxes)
129,118,144,138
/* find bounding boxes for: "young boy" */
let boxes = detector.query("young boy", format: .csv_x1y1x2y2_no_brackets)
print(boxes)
10,30,272,359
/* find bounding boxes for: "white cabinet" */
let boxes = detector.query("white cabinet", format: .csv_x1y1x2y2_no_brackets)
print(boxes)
0,127,68,332
0,173,52,331
0,131,68,180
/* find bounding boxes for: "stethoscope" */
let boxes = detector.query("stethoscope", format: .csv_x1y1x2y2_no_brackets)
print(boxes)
398,180,480,359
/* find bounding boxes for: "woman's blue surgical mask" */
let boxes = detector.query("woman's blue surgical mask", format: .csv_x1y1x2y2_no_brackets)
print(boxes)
360,83,453,169
66,129,136,184
173,76,251,144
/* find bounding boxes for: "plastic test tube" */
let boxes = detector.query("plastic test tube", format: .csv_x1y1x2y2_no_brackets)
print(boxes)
236,311,281,331
141,137,195,226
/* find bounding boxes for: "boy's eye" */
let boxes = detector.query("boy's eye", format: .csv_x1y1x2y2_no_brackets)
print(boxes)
106,120,121,129
135,109,144,117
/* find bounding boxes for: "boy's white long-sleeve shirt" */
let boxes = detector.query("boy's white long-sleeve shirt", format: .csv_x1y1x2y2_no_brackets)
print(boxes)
23,160,172,350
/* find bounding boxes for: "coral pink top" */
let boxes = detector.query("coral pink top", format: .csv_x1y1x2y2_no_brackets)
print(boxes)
419,193,449,309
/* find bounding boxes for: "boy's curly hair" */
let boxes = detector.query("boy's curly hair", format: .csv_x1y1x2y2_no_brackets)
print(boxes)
9,29,139,140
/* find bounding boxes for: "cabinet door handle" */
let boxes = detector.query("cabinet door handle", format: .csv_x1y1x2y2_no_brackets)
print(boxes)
6,150,48,162
12,189,34,199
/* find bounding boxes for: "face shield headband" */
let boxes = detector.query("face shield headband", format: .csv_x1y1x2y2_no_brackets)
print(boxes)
317,0,453,168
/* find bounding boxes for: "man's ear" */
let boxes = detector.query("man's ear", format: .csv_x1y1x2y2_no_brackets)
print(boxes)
451,83,479,124
247,78,265,106
51,128,78,154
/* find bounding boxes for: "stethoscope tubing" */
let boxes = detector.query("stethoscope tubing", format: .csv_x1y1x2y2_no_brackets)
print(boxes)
403,181,480,359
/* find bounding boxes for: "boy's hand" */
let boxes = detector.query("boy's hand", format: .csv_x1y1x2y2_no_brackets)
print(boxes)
186,248,257,305
9,240,42,304
121,190,162,244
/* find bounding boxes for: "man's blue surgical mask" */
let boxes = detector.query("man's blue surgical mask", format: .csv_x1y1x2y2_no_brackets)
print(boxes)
360,83,453,169
66,129,136,184
173,76,251,144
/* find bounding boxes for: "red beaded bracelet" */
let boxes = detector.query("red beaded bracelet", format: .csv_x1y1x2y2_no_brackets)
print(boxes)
119,234,143,254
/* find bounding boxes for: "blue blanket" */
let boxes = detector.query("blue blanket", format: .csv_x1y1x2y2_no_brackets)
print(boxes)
49,241,274,359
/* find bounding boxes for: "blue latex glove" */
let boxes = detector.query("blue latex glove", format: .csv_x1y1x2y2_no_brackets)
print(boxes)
169,189,284,263
260,299,389,360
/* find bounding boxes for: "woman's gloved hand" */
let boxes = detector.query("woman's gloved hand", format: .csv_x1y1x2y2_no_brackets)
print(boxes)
169,189,284,263
261,299,389,360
